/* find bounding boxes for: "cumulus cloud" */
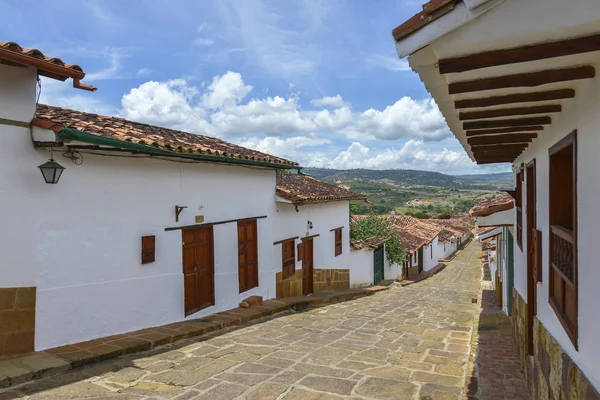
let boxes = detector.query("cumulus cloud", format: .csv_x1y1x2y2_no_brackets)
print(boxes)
322,140,473,172
238,135,331,166
311,94,348,108
119,72,449,145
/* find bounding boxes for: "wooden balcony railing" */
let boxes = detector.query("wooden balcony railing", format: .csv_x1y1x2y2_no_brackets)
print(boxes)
550,224,575,287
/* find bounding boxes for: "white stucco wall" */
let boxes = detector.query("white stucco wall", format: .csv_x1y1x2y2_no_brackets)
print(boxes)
438,240,458,260
349,249,375,288
511,68,600,387
272,201,350,273
422,236,439,272
477,209,513,227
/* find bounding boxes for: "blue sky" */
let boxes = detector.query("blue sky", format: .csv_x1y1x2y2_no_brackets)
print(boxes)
1,0,510,175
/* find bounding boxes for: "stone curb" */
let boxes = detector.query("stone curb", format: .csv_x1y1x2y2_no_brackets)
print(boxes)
0,288,379,389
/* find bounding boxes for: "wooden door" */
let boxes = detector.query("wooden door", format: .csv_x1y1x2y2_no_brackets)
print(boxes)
417,247,424,274
302,238,314,295
238,219,258,293
373,246,384,284
526,160,537,355
182,226,214,316
507,230,515,315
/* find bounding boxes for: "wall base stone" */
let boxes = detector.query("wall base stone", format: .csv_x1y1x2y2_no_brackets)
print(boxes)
0,287,36,357
276,269,350,298
512,288,599,399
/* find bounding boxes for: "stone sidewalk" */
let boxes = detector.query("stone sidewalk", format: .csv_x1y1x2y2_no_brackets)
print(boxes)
0,241,509,399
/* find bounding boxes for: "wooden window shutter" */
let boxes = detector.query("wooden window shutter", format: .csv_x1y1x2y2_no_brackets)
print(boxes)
141,235,155,264
297,243,304,262
282,240,296,279
334,228,343,257
533,229,542,282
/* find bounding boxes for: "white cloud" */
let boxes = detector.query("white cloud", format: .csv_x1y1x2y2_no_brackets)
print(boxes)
311,94,348,108
118,72,450,144
366,55,411,72
193,38,215,46
289,83,295,89
238,135,330,166
136,68,152,77
323,140,473,172
355,97,451,141
86,48,122,81
38,77,113,115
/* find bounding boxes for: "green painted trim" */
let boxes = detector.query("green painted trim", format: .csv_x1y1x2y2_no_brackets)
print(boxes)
56,128,299,170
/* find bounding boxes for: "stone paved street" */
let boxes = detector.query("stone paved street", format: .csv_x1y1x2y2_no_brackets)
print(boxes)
0,241,526,400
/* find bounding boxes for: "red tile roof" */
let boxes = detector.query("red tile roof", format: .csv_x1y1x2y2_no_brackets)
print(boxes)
276,174,367,204
0,41,95,91
392,0,459,41
470,194,514,217
477,226,499,237
32,104,298,168
381,215,442,253
428,218,474,242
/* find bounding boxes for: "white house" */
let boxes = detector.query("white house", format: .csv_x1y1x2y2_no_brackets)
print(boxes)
393,1,600,396
429,218,474,260
0,41,360,356
349,237,391,288
273,173,367,296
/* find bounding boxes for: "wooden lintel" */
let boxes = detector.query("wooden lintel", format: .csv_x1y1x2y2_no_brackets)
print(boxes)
449,66,595,95
465,126,543,137
459,105,561,121
468,133,537,146
440,33,600,74
463,117,551,130
455,89,575,109
273,236,299,246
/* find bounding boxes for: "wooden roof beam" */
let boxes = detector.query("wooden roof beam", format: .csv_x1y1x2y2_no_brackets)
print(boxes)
468,133,537,146
476,159,515,165
449,66,595,95
459,105,561,121
463,116,551,130
455,89,575,109
439,33,600,74
470,143,529,151
466,126,542,137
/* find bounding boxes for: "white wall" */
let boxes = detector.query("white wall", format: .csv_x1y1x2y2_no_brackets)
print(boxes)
478,209,513,227
423,236,439,272
348,249,375,288
273,201,350,273
1,92,282,349
512,57,600,388
438,240,458,260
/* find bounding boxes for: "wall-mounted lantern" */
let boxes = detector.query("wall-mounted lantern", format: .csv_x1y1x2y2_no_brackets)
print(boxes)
307,221,313,230
38,156,65,184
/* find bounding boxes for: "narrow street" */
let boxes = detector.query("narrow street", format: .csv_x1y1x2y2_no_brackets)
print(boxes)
1,241,527,400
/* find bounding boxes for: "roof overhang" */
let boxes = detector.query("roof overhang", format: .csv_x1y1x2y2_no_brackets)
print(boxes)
395,0,600,165
475,208,513,227
477,226,502,240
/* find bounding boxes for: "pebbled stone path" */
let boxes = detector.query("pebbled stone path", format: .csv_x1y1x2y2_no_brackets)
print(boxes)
1,241,490,399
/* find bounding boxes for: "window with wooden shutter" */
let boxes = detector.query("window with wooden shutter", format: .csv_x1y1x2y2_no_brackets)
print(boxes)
281,240,295,279
515,172,523,250
238,219,259,293
141,235,155,264
548,131,577,348
334,228,343,257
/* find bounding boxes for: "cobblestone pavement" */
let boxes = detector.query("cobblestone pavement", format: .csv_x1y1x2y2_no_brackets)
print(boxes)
0,241,510,400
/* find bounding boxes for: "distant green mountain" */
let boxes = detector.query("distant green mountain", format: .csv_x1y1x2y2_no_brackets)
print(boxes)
456,172,513,185
303,168,509,189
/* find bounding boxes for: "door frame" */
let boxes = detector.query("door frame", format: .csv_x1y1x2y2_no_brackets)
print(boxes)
301,237,314,296
526,159,537,355
182,225,215,317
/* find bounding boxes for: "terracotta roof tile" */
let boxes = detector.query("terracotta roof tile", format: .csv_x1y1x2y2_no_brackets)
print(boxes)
276,174,367,204
381,215,443,253
33,104,298,167
0,42,95,90
470,194,514,217
351,236,390,250
428,218,474,243
392,0,459,41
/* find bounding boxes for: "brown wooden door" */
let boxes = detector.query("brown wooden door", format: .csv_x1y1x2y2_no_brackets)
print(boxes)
238,219,258,293
302,238,314,295
526,160,537,355
182,226,214,316
417,247,424,274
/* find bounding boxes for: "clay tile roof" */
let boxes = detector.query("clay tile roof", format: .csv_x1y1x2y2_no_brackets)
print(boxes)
428,218,474,242
351,236,390,250
0,41,86,79
477,226,499,237
380,215,442,253
469,194,514,217
392,0,459,41
33,104,298,167
276,174,367,204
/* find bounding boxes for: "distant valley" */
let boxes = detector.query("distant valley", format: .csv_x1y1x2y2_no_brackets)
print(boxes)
303,168,512,217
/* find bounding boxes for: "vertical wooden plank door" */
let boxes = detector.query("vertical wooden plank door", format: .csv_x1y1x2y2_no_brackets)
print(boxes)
526,160,537,355
373,245,384,284
238,219,258,293
417,247,424,275
302,238,314,295
182,226,215,316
